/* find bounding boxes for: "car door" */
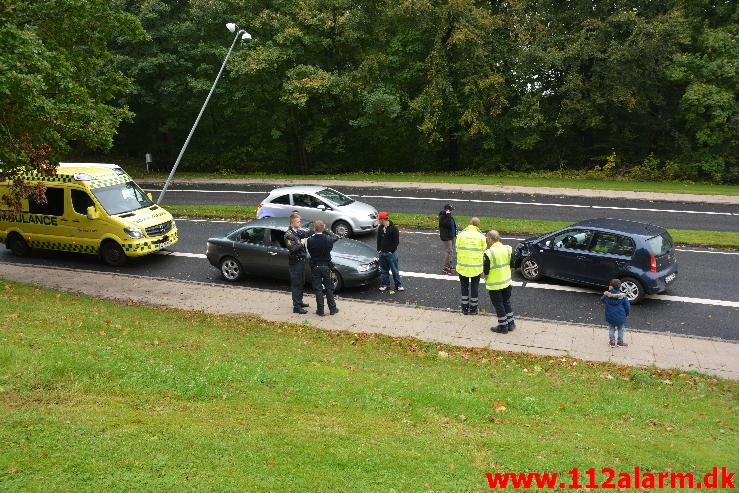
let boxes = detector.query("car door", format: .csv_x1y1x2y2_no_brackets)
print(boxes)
537,228,595,281
232,227,274,277
264,228,291,281
291,193,325,223
579,232,635,285
68,188,102,251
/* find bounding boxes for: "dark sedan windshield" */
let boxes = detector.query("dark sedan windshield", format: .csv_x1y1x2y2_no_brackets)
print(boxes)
91,181,154,215
317,188,354,206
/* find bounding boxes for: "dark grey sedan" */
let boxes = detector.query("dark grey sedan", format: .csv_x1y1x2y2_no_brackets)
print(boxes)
206,217,379,291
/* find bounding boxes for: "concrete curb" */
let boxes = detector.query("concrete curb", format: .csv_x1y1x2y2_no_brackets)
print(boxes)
2,262,737,380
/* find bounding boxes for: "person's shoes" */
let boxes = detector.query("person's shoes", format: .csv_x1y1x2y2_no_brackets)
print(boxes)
300,302,309,308
507,321,516,332
379,286,387,291
469,307,478,315
609,341,616,348
329,308,339,315
293,307,308,314
492,324,508,334
315,311,326,317
617,341,629,348
397,286,405,291
461,305,469,315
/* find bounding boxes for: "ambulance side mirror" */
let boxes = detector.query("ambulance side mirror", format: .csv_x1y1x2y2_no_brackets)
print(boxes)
147,192,153,201
86,206,99,220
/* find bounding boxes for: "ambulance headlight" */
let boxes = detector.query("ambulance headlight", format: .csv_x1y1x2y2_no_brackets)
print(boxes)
124,227,144,239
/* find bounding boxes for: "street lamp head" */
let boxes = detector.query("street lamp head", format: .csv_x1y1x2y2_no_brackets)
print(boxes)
226,22,237,33
241,31,252,40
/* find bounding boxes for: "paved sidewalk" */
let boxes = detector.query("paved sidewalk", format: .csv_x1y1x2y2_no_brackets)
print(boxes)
2,262,737,380
138,177,739,205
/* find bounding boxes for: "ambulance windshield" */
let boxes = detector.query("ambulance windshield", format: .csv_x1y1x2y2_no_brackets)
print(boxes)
92,181,154,215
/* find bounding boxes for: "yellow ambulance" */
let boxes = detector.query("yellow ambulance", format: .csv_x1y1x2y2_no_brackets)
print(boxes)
0,163,178,266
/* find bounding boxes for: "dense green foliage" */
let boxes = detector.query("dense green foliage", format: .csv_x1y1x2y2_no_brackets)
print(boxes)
110,0,736,181
0,0,144,169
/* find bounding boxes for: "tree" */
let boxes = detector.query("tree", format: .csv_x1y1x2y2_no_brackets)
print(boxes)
0,0,144,214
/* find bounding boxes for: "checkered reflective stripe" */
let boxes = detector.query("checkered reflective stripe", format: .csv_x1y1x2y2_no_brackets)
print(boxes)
87,175,132,189
29,240,98,254
17,174,74,183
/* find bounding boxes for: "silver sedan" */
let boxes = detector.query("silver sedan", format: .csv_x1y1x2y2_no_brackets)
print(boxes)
256,185,379,237
206,218,379,291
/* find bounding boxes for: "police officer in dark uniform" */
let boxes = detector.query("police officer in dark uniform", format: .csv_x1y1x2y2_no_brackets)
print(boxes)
306,220,340,316
285,213,313,314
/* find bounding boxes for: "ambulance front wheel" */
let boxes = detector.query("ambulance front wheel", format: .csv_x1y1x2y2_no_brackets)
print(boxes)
7,233,30,257
101,240,128,267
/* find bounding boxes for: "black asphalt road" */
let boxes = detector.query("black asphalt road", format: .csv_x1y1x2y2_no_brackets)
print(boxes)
2,219,737,340
143,182,739,232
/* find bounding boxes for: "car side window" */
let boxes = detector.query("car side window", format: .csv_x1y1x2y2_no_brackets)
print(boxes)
293,194,319,208
71,189,95,215
268,229,287,248
239,227,267,245
591,232,635,256
271,194,290,205
553,229,594,250
29,187,64,216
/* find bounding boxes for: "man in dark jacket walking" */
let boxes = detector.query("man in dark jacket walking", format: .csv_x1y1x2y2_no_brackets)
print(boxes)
306,220,339,316
601,278,631,348
438,203,457,275
376,211,404,292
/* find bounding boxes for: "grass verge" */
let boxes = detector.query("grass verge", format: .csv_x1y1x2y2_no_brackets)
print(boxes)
132,170,739,196
167,205,739,249
0,280,736,491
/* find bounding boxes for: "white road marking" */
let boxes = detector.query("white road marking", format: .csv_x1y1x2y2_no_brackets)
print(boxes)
359,194,737,216
146,187,737,216
156,250,739,307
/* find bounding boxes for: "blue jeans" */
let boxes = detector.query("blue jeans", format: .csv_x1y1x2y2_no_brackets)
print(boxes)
379,251,402,288
608,323,625,343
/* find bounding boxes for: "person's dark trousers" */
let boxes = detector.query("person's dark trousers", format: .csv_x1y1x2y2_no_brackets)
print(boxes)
459,274,481,314
289,260,306,309
488,285,513,328
311,264,337,314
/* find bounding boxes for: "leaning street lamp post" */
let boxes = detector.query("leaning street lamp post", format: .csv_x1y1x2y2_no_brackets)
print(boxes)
158,23,251,204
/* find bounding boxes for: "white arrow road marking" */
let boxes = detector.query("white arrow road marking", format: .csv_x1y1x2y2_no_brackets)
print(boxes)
156,250,739,307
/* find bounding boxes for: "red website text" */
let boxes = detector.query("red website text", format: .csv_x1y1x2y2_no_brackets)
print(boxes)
486,466,735,489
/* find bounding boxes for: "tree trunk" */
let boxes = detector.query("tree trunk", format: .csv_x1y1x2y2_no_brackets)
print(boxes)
291,109,309,174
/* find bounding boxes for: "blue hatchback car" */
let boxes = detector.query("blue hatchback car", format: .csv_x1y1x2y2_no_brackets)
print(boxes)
512,218,678,303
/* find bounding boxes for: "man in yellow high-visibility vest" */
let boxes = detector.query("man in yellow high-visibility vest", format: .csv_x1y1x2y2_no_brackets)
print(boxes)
483,230,515,333
455,217,486,314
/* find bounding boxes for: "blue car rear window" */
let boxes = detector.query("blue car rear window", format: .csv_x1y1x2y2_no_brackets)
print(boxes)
646,233,673,256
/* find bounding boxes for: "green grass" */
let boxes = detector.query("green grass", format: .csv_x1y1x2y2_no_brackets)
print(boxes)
167,205,739,249
133,170,739,196
0,281,736,491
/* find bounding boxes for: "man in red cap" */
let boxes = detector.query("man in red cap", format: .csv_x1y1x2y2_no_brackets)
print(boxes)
376,211,404,292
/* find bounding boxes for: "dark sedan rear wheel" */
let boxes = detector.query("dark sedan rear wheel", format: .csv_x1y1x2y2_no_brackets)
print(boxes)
619,277,645,304
220,256,244,281
520,256,542,281
331,220,352,238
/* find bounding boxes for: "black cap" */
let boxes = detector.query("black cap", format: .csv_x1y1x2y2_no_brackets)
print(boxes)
444,203,455,211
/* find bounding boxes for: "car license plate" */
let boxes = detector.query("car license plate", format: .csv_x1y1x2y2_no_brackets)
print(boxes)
665,272,676,284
